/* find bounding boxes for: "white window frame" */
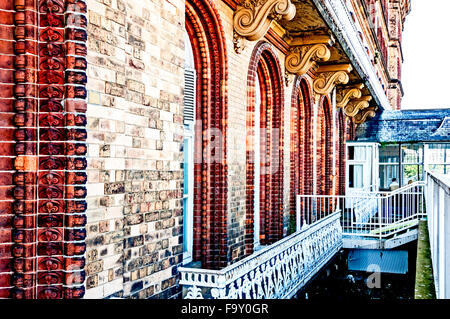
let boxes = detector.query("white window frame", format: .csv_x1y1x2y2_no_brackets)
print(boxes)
182,130,194,264
425,143,450,175
182,31,196,264
346,142,378,193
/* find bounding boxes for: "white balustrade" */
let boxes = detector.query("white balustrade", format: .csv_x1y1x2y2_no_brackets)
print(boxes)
298,182,426,240
179,212,342,299
425,171,450,299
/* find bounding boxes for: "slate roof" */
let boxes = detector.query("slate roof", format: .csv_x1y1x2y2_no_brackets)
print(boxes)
355,109,450,143
348,249,409,274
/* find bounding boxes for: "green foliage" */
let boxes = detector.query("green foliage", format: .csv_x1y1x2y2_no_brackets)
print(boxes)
288,214,296,235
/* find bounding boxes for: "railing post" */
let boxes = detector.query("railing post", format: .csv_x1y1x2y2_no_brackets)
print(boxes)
379,196,382,241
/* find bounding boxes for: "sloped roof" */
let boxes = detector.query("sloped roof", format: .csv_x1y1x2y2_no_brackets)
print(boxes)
356,109,450,143
348,249,409,274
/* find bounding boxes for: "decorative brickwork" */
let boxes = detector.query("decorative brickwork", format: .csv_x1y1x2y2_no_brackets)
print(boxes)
337,109,346,195
245,41,284,253
346,116,356,141
0,0,411,300
316,96,333,196
186,0,228,270
290,76,313,229
0,0,88,299
0,0,17,299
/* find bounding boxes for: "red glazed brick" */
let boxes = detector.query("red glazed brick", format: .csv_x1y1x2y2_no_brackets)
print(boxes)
245,42,284,250
186,0,228,269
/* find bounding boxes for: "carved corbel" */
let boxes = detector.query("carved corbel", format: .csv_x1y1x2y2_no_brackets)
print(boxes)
285,44,331,76
284,71,294,86
343,95,372,117
354,106,378,124
336,84,364,109
313,64,352,96
233,0,296,51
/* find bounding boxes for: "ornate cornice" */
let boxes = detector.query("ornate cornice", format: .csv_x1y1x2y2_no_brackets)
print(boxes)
286,44,331,76
343,96,372,117
354,106,378,124
233,0,296,42
265,26,290,54
336,84,364,109
313,65,352,96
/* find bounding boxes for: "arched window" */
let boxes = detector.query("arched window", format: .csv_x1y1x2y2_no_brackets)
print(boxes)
337,109,346,195
346,116,356,141
316,97,333,196
290,78,313,232
185,0,228,270
245,42,284,254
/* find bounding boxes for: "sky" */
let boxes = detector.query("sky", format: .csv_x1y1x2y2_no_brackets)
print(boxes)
401,0,450,109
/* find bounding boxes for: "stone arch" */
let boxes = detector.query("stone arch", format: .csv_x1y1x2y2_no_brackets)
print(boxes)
290,76,314,231
346,116,356,141
316,95,333,196
245,41,284,253
185,0,228,270
337,108,346,195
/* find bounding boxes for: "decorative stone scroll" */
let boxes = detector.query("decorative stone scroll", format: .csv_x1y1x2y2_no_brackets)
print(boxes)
336,84,364,109
285,44,331,76
354,106,378,124
343,96,372,117
313,65,352,96
233,0,296,51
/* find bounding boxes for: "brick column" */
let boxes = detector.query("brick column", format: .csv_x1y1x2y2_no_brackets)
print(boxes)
0,0,17,299
0,0,88,299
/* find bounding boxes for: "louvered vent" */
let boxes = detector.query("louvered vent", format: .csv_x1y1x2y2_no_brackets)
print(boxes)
184,68,196,125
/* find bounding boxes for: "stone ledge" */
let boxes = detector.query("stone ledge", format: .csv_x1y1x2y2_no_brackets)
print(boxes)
414,219,436,299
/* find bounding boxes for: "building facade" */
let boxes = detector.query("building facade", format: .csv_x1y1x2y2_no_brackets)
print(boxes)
355,108,450,189
0,0,410,299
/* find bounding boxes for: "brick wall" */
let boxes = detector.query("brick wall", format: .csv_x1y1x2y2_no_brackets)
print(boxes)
0,0,350,299
214,2,342,261
0,0,15,298
216,7,291,260
84,0,185,299
0,0,89,299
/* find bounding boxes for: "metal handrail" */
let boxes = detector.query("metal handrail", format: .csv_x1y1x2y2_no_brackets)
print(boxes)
297,181,426,240
179,212,342,299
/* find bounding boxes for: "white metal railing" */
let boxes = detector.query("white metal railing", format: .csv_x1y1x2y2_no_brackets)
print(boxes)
179,212,342,299
297,182,426,240
425,171,450,299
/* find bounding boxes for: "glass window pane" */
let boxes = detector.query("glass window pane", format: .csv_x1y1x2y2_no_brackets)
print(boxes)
380,164,399,190
402,144,423,164
349,164,364,188
183,139,189,195
402,164,423,185
354,147,366,160
348,146,367,161
427,144,450,164
348,146,354,160
428,164,445,174
380,145,399,163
